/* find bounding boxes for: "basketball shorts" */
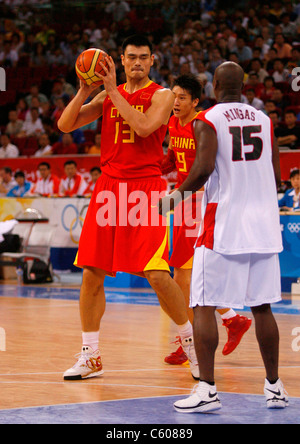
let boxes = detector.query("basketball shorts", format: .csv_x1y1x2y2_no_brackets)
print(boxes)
190,246,282,309
75,173,170,277
169,191,203,269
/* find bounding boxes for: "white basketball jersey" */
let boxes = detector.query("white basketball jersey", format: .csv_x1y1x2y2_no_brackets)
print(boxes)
196,103,283,255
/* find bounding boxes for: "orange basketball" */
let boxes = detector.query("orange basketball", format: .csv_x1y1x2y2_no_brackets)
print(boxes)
75,48,109,86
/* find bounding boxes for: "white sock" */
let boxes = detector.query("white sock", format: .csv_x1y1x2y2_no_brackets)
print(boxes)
177,320,193,340
220,309,236,320
82,331,99,352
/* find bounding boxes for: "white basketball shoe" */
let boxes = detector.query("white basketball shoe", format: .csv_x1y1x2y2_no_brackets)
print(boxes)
174,381,222,413
264,378,289,409
63,346,104,380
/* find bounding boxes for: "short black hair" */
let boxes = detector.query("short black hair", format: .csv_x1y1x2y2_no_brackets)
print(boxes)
122,35,152,54
172,74,203,102
15,171,25,179
90,167,101,174
64,160,77,168
285,110,297,117
38,162,51,169
290,169,300,179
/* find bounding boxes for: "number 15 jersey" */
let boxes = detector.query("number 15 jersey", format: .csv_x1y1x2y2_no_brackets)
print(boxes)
196,103,283,255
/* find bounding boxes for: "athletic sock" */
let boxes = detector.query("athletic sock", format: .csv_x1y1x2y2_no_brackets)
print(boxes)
177,320,193,340
82,331,99,352
220,308,237,320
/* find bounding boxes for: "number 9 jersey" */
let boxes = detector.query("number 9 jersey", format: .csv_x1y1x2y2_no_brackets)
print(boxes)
196,103,283,255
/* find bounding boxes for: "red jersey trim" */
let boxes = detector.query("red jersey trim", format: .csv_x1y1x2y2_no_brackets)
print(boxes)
199,107,217,133
270,118,274,149
196,203,217,250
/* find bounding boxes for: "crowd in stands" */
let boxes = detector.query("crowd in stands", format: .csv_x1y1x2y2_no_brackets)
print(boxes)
0,0,299,195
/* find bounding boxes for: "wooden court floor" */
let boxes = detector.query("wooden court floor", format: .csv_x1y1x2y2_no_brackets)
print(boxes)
1,286,300,414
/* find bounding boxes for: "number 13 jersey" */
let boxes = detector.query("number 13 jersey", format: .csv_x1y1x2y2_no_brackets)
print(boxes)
196,103,283,255
100,81,167,179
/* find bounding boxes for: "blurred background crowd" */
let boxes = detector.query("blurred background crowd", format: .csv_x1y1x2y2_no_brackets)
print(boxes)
0,0,299,196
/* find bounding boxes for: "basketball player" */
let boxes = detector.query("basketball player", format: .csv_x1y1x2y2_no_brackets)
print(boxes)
160,62,288,412
162,74,252,366
58,35,199,380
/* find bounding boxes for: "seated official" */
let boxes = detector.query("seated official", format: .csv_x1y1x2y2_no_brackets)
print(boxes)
278,169,300,211
6,171,32,197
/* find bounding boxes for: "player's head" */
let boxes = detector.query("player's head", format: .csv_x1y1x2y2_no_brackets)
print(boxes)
290,168,300,190
38,162,51,179
213,62,244,102
172,74,202,119
121,35,154,80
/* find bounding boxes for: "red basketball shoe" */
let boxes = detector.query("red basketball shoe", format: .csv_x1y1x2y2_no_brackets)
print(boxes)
164,337,188,365
222,314,252,356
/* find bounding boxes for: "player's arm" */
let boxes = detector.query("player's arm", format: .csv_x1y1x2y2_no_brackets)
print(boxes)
98,56,174,137
161,140,177,175
159,120,217,215
272,130,281,188
58,82,107,133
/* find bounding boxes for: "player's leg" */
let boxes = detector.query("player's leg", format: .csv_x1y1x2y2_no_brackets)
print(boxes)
64,266,106,380
173,304,222,414
144,269,199,379
251,303,288,408
164,268,192,365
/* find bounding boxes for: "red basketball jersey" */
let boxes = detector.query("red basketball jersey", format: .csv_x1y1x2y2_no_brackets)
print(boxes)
100,81,167,179
168,111,202,187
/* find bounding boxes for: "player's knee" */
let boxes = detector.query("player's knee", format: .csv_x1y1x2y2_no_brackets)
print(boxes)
145,270,170,291
82,266,106,288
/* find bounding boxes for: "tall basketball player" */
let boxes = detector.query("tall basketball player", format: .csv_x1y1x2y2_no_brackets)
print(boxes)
162,74,252,366
58,35,199,381
160,62,288,412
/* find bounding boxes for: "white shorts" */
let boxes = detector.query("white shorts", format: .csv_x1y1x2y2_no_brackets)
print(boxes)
190,246,282,309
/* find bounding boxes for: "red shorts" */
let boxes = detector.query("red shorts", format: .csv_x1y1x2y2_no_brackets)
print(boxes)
75,173,170,276
169,191,203,269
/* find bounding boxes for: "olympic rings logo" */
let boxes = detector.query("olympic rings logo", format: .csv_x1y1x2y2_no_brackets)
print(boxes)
287,222,300,233
61,204,89,244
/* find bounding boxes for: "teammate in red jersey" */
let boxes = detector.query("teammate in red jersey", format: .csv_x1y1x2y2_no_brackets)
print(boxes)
162,75,252,364
58,35,199,381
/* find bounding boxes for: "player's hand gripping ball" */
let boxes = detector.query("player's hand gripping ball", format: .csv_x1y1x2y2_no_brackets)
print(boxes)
75,48,109,87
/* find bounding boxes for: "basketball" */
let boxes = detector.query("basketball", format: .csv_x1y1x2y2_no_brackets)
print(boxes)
75,48,109,86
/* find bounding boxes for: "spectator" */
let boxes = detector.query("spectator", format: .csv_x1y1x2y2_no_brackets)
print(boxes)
245,88,265,111
272,58,290,82
278,169,300,211
29,41,47,67
105,1,130,23
18,108,44,138
260,76,276,101
84,19,102,43
249,58,269,83
34,133,53,157
35,23,56,47
264,101,279,117
59,160,88,197
269,110,281,134
271,88,290,113
281,13,297,40
245,72,265,98
51,97,66,132
52,133,78,155
264,46,279,72
5,110,23,137
84,166,102,196
234,37,253,64
277,110,300,150
42,117,60,145
31,162,60,197
25,84,49,108
0,40,18,67
0,167,17,197
85,133,101,155
0,134,19,158
273,32,292,59
16,98,29,121
6,171,31,197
